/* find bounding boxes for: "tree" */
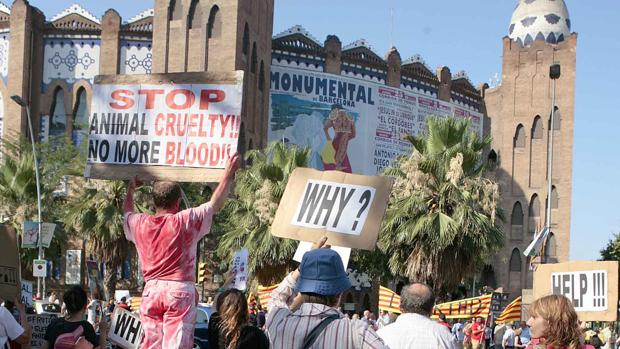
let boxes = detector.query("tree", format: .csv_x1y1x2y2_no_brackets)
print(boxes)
379,117,504,294
600,233,620,261
216,141,311,285
0,136,79,265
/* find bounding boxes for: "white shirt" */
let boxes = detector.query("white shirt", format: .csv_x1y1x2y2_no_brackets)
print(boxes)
503,327,516,347
377,313,458,349
452,322,465,341
0,307,24,349
87,300,100,328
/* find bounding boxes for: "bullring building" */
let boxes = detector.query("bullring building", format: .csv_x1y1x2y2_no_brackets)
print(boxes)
0,0,575,302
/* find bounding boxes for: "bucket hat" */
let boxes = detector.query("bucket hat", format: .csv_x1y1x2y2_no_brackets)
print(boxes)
296,248,351,295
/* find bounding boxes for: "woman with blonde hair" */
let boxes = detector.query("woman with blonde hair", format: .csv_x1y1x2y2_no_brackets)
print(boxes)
207,288,269,349
526,294,594,349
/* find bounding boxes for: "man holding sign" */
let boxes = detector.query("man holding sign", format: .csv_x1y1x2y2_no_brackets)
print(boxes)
123,153,240,349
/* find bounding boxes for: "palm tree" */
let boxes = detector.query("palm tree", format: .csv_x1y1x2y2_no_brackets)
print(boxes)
216,141,311,285
61,180,140,299
379,117,504,294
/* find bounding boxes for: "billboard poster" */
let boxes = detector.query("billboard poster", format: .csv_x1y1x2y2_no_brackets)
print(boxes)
269,64,484,175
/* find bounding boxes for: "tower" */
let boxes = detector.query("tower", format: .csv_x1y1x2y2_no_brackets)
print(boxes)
152,0,274,151
484,0,576,295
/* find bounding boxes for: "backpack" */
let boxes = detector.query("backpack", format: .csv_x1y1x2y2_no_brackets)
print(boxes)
53,325,84,349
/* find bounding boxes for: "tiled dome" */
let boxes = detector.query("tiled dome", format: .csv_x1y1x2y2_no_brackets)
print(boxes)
508,0,571,46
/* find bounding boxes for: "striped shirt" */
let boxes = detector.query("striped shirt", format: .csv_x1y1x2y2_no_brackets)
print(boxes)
266,272,387,349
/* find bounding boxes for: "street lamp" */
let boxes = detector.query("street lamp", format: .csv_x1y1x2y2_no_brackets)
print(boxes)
11,95,45,298
543,64,560,263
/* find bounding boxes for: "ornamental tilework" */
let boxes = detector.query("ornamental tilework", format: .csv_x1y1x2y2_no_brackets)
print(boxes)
120,41,153,75
0,33,9,81
42,39,100,84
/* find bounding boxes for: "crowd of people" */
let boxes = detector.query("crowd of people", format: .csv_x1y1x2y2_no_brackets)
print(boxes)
2,156,618,349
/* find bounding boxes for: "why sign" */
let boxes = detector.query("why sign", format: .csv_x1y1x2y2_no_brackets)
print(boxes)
108,307,143,349
551,270,608,311
292,180,376,235
272,168,393,250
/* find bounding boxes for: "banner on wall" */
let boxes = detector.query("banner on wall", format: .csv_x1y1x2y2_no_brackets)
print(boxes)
85,72,244,182
268,65,484,176
65,249,81,285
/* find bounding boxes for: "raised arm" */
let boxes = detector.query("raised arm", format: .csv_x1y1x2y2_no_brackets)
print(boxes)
209,153,240,213
124,176,142,214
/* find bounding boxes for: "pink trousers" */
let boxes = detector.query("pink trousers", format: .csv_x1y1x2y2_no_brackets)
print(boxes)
140,279,196,349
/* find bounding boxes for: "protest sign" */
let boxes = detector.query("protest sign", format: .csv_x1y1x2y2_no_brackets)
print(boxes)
293,241,351,267
21,280,33,307
86,260,103,293
271,167,393,250
115,290,131,302
431,293,492,319
533,261,619,321
22,221,38,248
39,223,56,248
0,224,20,299
108,307,143,349
65,250,81,285
230,248,249,291
27,313,58,348
85,71,244,182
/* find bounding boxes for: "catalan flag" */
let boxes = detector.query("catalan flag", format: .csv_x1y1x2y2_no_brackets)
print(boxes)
129,296,141,311
257,284,277,308
431,294,492,320
378,286,401,314
495,296,522,324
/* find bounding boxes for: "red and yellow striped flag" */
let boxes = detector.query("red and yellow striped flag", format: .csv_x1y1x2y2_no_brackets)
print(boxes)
431,294,492,320
378,286,401,314
130,297,141,311
495,296,522,324
257,284,277,308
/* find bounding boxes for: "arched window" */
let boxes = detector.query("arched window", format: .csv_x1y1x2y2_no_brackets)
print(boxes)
549,107,561,130
550,186,559,209
509,248,522,272
49,88,67,138
188,0,202,29
511,202,524,225
488,149,498,164
251,42,257,74
529,194,540,217
242,23,250,56
362,293,371,311
169,0,183,21
544,232,557,258
532,116,543,139
207,5,220,39
72,88,88,145
514,124,525,148
258,61,265,91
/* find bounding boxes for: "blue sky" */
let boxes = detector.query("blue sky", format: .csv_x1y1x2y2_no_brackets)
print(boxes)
31,1,620,261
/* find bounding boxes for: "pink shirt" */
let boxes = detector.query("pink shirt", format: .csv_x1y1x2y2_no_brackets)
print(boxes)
124,203,214,282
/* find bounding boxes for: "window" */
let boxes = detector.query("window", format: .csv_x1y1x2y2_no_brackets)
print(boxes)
532,116,542,139
544,233,557,258
207,5,220,39
529,194,540,217
251,42,257,74
49,88,67,138
511,202,524,225
514,124,525,148
72,88,88,145
258,61,265,91
549,107,561,130
188,0,202,29
509,248,521,272
488,149,498,164
242,23,249,56
550,186,558,209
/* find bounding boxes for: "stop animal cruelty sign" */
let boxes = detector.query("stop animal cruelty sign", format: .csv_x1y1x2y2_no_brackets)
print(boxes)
85,71,243,182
